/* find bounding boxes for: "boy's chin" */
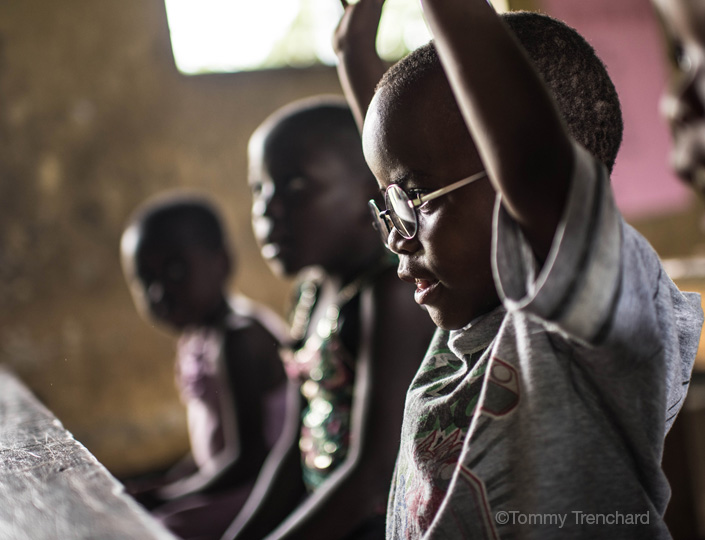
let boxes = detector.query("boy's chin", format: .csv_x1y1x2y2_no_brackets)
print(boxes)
425,306,471,331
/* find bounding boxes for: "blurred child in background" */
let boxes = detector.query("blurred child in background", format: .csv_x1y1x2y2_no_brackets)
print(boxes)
121,191,288,540
223,97,436,540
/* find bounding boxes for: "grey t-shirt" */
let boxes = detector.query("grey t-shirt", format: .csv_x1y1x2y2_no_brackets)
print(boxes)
386,143,704,539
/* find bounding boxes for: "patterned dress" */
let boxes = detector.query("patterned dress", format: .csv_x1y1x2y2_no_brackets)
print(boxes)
283,257,396,492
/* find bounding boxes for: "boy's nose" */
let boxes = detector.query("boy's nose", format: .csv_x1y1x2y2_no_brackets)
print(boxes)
387,227,421,255
252,191,285,220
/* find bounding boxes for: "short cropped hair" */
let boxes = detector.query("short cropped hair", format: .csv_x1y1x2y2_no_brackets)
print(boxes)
252,96,374,184
377,11,623,173
127,193,227,253
259,96,357,144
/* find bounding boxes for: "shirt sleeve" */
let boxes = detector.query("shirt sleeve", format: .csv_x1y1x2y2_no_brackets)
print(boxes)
492,141,623,345
492,141,703,427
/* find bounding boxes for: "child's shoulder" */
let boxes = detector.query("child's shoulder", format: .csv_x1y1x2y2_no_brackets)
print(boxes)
225,294,290,345
622,222,664,279
220,295,288,386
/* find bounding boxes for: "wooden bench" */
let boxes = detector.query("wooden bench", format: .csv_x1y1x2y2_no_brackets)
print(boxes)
0,366,177,540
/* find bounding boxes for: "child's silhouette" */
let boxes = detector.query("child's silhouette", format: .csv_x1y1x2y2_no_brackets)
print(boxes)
120,192,288,540
224,97,436,540
337,0,704,537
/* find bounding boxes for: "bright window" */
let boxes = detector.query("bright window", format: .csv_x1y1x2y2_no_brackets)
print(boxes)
165,0,509,75
164,0,436,74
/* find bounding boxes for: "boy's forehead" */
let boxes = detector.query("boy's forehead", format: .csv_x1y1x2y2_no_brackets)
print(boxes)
135,225,192,255
260,125,331,169
362,91,399,182
364,86,426,149
134,238,175,262
363,82,475,184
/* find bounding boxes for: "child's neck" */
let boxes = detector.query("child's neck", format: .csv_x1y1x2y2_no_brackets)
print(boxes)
198,296,231,329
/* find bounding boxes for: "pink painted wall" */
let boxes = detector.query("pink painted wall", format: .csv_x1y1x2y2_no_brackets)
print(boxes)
540,0,693,218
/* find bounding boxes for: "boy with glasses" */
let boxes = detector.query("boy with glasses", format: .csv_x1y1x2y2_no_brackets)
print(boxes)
336,0,704,537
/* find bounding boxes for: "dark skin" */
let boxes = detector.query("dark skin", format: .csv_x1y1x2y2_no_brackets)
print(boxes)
333,0,388,131
121,229,286,503
157,320,285,499
416,0,573,262
248,123,381,281
337,0,575,331
224,105,436,540
129,239,231,330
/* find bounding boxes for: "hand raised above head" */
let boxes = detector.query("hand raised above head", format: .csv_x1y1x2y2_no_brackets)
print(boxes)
333,0,386,56
333,0,388,130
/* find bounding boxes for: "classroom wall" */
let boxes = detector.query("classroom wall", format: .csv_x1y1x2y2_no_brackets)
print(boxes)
0,0,342,476
541,0,693,218
537,0,705,368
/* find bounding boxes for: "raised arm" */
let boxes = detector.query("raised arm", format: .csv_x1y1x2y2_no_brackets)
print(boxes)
334,0,388,131
420,0,574,261
255,271,435,540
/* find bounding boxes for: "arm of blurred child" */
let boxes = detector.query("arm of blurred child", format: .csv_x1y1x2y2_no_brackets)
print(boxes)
256,270,435,540
223,380,307,540
334,0,388,131
157,322,286,500
122,453,198,510
420,0,574,262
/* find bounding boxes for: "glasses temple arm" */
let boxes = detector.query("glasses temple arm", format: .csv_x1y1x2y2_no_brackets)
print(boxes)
411,171,488,207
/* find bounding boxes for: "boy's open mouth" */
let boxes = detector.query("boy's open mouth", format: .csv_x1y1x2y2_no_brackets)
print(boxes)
398,265,440,305
413,278,439,305
415,278,433,289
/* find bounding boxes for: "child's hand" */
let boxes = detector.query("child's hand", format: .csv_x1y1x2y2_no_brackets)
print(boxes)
333,0,388,130
333,0,386,57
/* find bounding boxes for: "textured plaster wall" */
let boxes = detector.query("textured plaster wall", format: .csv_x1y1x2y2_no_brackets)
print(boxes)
0,0,341,476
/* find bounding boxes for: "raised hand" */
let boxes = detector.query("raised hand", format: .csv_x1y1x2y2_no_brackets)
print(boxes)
334,0,385,56
333,0,388,130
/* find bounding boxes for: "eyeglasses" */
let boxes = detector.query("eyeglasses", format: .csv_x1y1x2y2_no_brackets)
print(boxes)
368,170,487,246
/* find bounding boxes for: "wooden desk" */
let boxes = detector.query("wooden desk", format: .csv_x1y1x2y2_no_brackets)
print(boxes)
0,366,176,540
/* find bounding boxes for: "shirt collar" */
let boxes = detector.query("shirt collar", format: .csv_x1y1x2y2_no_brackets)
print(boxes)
448,305,505,358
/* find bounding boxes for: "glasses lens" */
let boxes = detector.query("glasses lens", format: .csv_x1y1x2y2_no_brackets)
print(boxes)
368,200,391,246
385,185,417,238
